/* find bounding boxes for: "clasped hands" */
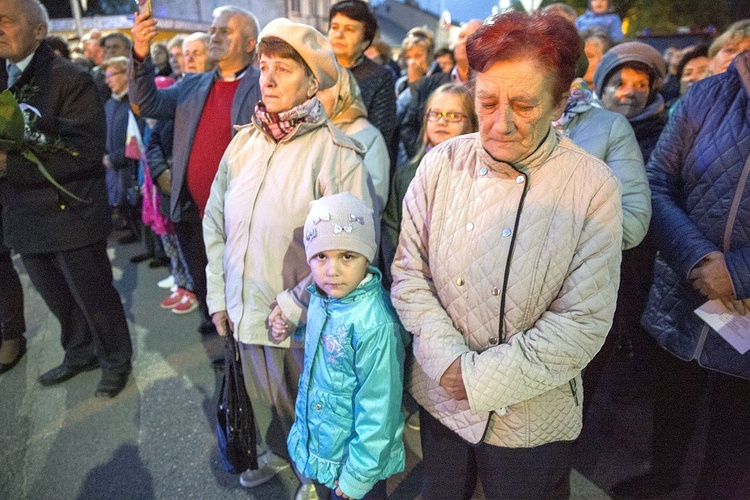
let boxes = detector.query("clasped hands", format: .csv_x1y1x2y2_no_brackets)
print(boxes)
440,356,468,401
688,251,749,315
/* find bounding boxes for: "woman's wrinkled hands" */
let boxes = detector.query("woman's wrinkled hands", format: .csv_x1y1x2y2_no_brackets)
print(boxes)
440,357,468,401
688,252,734,300
131,11,159,60
721,298,750,315
268,305,293,342
212,310,234,337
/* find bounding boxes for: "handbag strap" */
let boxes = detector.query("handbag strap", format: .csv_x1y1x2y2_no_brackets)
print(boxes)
723,153,750,252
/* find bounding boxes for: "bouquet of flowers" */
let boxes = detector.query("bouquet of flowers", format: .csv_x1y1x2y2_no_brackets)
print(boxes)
0,87,88,203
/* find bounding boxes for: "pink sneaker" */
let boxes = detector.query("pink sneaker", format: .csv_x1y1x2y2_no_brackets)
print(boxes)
160,288,185,309
172,290,198,314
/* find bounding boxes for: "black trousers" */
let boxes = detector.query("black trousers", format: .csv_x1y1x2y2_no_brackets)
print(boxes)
419,407,572,500
21,239,132,373
643,333,750,498
173,204,210,323
0,234,25,341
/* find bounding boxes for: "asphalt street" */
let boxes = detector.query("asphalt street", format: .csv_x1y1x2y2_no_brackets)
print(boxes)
0,237,626,499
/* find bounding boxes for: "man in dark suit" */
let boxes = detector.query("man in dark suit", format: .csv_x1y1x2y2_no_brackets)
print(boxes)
129,6,262,334
0,0,132,397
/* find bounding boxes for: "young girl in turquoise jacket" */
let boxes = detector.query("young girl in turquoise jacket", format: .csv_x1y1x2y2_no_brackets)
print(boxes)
271,192,408,499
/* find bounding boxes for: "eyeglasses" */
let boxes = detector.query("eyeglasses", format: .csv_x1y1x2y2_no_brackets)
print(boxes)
105,70,125,79
426,111,467,123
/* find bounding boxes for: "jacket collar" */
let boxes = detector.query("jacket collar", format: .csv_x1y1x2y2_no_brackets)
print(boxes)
306,266,383,304
474,125,560,175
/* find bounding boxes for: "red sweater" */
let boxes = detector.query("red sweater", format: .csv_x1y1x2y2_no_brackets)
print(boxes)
186,79,241,216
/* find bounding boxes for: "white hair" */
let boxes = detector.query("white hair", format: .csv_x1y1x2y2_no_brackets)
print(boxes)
21,0,49,28
212,6,260,40
183,32,210,51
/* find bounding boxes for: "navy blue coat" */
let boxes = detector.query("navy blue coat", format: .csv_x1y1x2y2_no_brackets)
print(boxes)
127,56,261,221
642,51,750,379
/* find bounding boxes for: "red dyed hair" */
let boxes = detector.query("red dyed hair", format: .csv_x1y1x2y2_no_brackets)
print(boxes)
467,11,581,102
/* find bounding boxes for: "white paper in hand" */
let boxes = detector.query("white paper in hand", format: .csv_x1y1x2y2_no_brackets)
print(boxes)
694,300,750,354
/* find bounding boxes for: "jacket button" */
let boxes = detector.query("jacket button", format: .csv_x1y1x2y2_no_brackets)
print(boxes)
489,337,499,345
314,403,322,410
466,222,475,231
456,278,464,286
479,167,488,176
497,407,507,416
491,287,500,296
516,175,525,184
502,228,512,237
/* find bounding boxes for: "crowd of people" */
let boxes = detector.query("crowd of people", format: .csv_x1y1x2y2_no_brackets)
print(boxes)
1,0,749,498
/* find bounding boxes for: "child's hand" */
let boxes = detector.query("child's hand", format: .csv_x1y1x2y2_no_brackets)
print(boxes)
334,480,354,499
268,305,293,342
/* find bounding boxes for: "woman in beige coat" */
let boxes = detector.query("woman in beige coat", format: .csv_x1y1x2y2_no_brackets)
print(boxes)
202,19,376,499
390,12,623,499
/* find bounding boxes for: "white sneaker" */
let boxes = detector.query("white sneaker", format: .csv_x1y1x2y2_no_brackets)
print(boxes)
157,275,175,289
295,484,319,500
238,452,290,488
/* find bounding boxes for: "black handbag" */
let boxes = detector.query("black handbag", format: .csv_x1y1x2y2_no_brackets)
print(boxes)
216,336,259,473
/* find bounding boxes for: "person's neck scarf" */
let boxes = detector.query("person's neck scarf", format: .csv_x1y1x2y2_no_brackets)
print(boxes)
554,78,599,130
255,97,322,142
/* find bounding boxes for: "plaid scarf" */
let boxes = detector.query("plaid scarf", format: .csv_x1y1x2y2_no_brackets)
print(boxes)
255,97,322,142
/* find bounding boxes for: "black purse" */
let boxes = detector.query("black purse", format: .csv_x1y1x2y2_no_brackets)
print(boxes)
216,336,259,473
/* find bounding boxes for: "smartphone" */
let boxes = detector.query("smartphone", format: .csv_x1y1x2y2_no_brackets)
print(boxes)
138,0,152,16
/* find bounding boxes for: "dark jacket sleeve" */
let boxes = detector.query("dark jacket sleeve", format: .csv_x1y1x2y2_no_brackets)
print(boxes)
367,72,397,154
127,54,179,120
7,64,105,187
145,119,174,182
646,95,717,280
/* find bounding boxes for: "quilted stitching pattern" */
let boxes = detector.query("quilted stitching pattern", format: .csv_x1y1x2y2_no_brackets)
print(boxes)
642,54,750,379
392,132,623,446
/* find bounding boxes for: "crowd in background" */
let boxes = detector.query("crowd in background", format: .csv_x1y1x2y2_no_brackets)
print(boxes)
1,0,749,498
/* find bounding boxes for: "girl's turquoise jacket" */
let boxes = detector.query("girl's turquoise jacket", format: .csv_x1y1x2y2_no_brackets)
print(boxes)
288,267,408,499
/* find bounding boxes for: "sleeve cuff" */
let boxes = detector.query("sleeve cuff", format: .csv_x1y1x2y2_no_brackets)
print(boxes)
337,469,375,500
275,289,304,328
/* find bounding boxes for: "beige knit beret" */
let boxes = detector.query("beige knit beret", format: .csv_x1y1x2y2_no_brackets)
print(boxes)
259,18,339,91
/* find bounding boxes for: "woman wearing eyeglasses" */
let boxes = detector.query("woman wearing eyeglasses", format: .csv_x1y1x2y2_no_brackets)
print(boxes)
381,83,477,287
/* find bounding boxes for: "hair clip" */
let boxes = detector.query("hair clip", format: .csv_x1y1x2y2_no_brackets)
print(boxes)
305,228,317,242
348,214,365,225
313,213,331,225
333,224,353,234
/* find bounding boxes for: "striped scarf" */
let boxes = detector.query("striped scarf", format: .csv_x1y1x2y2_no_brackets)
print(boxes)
255,97,322,141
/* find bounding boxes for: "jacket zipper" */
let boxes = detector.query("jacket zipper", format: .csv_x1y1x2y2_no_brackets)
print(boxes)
569,379,579,406
497,170,530,342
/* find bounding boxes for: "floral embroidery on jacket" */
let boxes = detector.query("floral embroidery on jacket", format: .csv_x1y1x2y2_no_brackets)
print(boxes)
322,323,349,363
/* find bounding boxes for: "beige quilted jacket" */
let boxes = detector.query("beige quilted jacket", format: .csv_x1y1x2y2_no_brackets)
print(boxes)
391,130,623,447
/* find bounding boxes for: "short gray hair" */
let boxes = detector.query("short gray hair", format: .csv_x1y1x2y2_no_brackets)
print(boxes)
212,6,260,40
102,56,129,72
21,0,49,28
183,32,210,51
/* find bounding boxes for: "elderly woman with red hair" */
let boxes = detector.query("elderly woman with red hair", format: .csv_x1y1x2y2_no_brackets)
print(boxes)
390,12,623,498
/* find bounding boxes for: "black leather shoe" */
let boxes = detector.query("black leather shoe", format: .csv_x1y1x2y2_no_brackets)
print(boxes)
95,369,130,398
0,337,27,374
130,253,154,263
39,360,100,385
